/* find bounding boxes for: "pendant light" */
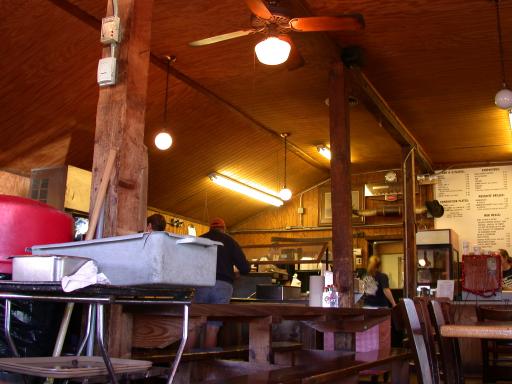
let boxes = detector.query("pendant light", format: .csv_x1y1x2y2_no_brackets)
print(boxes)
494,0,512,110
279,133,292,201
154,56,174,150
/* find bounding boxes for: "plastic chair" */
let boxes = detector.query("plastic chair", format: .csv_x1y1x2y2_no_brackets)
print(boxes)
475,305,512,383
398,298,439,384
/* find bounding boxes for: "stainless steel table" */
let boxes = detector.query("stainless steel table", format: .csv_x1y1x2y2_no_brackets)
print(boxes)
0,282,192,384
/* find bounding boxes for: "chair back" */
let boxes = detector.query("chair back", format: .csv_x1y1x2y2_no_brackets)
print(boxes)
399,298,438,384
475,305,512,382
428,300,464,384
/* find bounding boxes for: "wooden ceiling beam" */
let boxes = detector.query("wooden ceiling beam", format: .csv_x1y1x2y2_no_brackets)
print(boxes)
149,55,329,172
294,0,434,174
349,68,434,173
48,0,329,173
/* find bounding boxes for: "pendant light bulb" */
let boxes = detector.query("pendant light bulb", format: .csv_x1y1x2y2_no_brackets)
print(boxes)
155,131,173,150
279,132,292,201
493,0,512,109
495,88,512,109
155,55,175,150
279,187,292,201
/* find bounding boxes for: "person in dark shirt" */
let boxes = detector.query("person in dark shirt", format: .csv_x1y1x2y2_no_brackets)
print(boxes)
190,217,250,348
363,255,396,308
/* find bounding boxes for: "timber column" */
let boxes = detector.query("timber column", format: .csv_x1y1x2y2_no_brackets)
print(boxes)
90,0,154,358
90,0,153,236
329,62,354,307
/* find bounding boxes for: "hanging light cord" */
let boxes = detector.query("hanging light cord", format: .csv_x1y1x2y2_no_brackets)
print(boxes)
163,56,171,124
283,134,288,188
496,0,508,88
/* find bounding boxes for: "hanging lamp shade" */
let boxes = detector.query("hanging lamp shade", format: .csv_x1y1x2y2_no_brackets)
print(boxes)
255,36,291,65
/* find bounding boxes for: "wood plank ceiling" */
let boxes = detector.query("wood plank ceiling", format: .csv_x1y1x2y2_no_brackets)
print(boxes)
1,0,511,226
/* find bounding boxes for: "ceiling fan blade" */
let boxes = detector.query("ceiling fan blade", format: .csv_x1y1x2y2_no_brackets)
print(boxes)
279,35,304,71
244,0,273,20
289,14,365,32
189,29,256,46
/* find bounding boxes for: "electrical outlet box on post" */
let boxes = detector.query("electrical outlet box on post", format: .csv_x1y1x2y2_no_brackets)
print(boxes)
97,57,117,87
100,16,121,44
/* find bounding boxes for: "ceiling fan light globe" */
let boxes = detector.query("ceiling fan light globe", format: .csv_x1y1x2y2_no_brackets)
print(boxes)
155,131,173,150
279,187,292,201
255,37,291,65
495,88,512,109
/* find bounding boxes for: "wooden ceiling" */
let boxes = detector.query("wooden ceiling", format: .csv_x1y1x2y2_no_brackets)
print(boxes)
1,0,512,226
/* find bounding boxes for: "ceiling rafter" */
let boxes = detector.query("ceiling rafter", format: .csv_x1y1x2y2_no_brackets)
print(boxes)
48,0,329,173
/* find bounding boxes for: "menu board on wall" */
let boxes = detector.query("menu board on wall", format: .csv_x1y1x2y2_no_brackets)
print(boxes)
434,165,511,253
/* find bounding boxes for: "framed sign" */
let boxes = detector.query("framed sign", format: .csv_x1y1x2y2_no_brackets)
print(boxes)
319,184,364,226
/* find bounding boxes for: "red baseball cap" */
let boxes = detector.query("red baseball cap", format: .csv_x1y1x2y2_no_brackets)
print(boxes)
210,217,226,228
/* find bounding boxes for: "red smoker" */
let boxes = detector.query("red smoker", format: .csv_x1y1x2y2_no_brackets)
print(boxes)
0,195,74,274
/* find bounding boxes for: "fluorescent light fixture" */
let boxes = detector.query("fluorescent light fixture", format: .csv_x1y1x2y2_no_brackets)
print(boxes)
255,36,291,65
209,172,284,207
508,110,512,130
317,145,331,160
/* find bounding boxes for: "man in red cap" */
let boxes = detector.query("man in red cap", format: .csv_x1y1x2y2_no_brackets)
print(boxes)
190,217,250,349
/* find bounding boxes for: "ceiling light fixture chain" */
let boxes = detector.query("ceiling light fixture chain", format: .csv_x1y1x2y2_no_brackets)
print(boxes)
279,132,292,201
154,55,176,150
494,0,512,111
496,0,507,88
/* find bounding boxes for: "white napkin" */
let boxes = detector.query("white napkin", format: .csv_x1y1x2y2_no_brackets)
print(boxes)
61,260,111,292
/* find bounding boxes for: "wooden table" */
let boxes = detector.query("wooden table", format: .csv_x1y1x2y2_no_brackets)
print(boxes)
440,323,512,340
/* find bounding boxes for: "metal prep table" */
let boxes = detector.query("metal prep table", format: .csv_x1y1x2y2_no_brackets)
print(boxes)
0,281,192,384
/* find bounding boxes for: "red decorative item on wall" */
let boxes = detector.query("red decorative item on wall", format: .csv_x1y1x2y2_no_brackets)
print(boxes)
0,195,73,274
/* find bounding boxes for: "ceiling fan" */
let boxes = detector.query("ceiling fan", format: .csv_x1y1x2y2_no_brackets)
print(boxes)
189,0,364,70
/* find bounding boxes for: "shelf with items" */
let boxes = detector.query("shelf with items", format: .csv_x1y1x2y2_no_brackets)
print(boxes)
241,241,329,268
416,229,460,296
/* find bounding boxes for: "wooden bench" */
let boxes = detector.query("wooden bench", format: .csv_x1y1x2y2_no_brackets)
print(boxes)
199,348,411,384
132,341,303,364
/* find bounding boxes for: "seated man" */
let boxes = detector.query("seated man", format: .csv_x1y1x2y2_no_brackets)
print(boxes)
146,213,167,232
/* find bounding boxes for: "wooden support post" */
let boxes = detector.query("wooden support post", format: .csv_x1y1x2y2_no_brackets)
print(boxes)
90,0,153,237
248,316,272,364
329,62,354,307
90,0,154,356
402,146,417,298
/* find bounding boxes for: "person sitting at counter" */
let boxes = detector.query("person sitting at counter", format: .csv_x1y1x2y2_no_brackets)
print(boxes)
362,255,396,308
500,249,512,289
146,213,167,231
188,217,251,349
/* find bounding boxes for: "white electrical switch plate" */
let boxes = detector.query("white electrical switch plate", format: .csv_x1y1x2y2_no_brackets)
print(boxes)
97,57,117,87
100,16,121,44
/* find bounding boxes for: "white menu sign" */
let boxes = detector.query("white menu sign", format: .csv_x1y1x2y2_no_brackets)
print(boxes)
434,166,511,253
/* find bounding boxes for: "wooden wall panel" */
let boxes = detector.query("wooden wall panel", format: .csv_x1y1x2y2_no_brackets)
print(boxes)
0,170,29,197
231,170,435,269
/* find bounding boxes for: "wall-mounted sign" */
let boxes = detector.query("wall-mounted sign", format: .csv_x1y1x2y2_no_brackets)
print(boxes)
434,165,511,253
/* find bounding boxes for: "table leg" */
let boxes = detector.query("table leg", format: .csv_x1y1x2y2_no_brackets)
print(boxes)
96,304,118,384
76,304,94,356
4,299,19,357
167,304,189,384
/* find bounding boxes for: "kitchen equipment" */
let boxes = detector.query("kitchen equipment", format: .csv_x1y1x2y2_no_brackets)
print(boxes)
256,284,301,300
12,255,93,282
30,232,219,287
0,195,73,274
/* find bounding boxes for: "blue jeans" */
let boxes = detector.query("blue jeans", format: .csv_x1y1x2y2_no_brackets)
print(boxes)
194,280,233,327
